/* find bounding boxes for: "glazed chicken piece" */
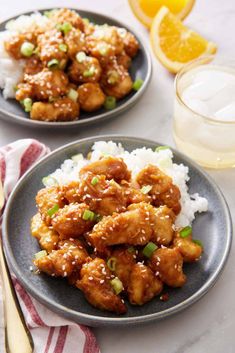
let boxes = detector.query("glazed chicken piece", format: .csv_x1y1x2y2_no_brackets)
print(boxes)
128,263,163,305
109,248,136,289
64,28,86,58
136,164,181,215
31,213,59,253
23,68,69,101
34,239,89,277
77,83,105,112
36,185,66,225
23,55,43,75
152,206,176,246
15,83,33,101
4,32,36,60
117,28,139,58
86,25,124,61
37,29,67,67
49,8,85,31
120,180,151,205
68,56,101,84
30,97,79,122
100,59,133,99
173,232,203,262
88,202,156,253
149,248,186,288
116,52,131,69
75,173,127,216
51,202,95,239
80,156,131,182
76,258,126,314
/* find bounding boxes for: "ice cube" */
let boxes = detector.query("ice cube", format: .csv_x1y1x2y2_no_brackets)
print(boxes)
182,92,210,116
206,83,235,114
214,102,235,121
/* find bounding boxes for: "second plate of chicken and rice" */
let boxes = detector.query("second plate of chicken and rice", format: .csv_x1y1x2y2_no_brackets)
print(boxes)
0,8,151,128
2,136,232,326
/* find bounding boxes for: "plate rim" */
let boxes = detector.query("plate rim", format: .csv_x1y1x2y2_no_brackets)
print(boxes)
2,135,233,326
0,8,152,129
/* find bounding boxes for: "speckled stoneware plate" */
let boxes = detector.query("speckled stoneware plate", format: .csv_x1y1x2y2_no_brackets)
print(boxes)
2,136,232,327
0,9,151,129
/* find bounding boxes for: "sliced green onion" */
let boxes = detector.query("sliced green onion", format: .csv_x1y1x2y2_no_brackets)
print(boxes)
59,43,67,52
43,10,56,18
47,204,59,217
57,22,73,34
67,88,78,102
71,153,83,162
107,70,119,85
47,59,59,68
83,18,90,25
20,42,35,57
141,185,152,194
127,246,135,254
107,257,116,271
97,43,108,56
91,176,99,186
76,51,87,63
193,239,203,247
104,96,116,110
20,98,33,112
83,66,95,77
110,277,123,295
143,242,158,258
42,176,59,187
34,250,47,260
179,226,192,238
132,78,143,91
155,146,171,152
82,209,95,221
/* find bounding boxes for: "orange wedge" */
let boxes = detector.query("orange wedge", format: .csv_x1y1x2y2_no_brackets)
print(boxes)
150,6,217,73
128,0,195,28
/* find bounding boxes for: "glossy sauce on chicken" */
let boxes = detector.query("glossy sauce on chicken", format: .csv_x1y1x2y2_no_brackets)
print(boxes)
32,156,203,313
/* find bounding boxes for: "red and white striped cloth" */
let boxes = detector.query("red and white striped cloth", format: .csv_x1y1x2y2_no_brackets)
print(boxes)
0,139,100,353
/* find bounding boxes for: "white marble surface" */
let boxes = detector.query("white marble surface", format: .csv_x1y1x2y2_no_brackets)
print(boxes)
0,0,235,352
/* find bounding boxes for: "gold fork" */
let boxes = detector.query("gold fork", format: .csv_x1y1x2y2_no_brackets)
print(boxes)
0,179,34,353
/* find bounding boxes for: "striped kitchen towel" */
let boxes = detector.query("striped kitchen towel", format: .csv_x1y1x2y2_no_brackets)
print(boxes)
0,139,100,353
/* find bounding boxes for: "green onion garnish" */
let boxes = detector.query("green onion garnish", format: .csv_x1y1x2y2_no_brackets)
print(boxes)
107,257,116,271
47,59,59,68
20,42,35,57
42,176,58,187
110,277,123,295
20,98,33,112
71,153,83,162
193,239,203,247
83,66,95,77
155,146,171,152
82,209,95,221
127,246,135,254
179,226,192,238
141,185,152,194
107,70,119,85
34,250,47,260
104,96,116,110
59,43,67,52
47,204,59,217
67,88,78,102
83,18,90,25
98,43,108,56
143,242,158,258
43,10,56,18
76,51,87,63
91,176,99,186
132,78,143,91
57,22,73,34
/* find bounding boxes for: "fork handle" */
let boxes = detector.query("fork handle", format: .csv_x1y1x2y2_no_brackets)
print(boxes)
0,245,34,353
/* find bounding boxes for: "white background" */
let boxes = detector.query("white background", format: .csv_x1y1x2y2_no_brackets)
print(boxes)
1,0,235,352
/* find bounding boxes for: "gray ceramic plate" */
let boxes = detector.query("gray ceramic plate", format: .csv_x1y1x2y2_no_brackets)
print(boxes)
0,9,151,129
2,136,232,327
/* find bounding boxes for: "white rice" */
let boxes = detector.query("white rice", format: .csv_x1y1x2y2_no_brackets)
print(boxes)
48,141,208,228
0,12,50,98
